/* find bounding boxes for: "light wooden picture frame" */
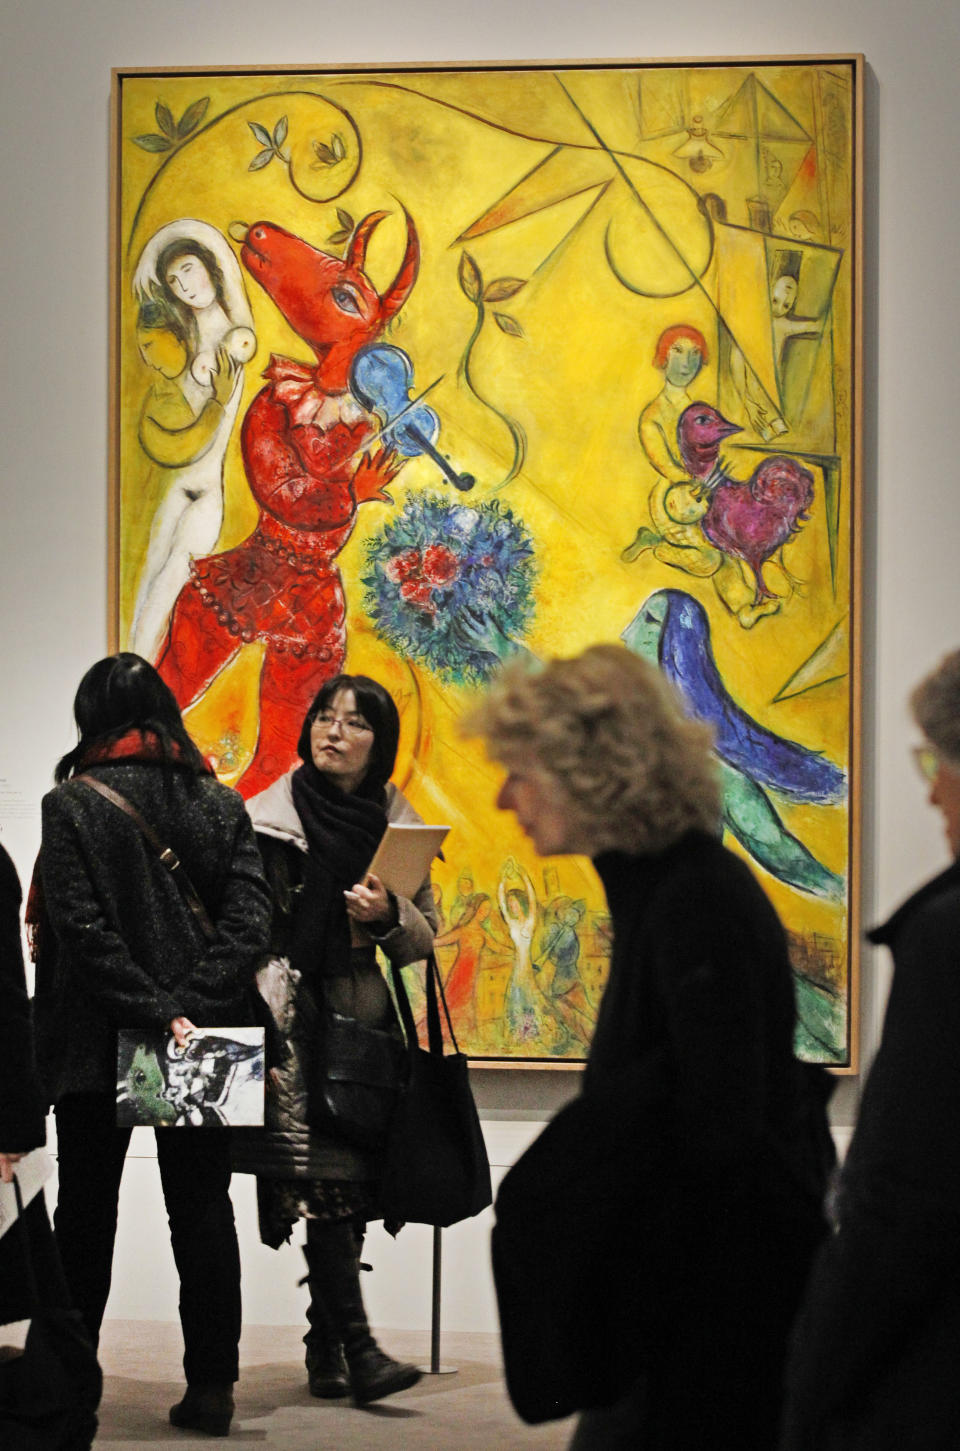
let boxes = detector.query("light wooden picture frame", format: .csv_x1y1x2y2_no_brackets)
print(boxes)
111,56,863,1067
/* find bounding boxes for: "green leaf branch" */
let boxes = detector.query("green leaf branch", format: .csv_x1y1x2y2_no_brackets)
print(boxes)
248,115,289,171
311,132,346,167
133,96,210,154
328,207,355,247
457,252,528,488
247,117,347,180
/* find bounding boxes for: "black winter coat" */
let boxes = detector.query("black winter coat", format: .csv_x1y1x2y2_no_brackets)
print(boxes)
232,776,437,1187
0,844,45,1154
34,761,272,1103
584,832,829,1449
0,843,48,1326
782,857,960,1450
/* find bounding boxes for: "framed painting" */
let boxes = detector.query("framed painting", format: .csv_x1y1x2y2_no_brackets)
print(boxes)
111,56,863,1067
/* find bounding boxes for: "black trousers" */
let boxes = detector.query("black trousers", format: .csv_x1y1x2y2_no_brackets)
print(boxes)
53,1093,241,1385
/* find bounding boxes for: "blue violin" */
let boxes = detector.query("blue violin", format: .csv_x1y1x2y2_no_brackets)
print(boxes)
349,344,475,492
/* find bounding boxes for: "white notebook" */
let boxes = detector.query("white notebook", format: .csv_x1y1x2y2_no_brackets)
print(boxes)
366,823,449,899
0,1148,54,1241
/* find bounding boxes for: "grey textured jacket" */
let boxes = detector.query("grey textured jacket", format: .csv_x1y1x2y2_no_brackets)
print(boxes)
231,770,438,1183
34,761,272,1103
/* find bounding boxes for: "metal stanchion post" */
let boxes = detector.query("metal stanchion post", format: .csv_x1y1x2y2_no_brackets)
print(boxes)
417,1224,457,1375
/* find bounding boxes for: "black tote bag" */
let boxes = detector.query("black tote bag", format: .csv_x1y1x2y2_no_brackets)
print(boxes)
490,1091,653,1423
0,1180,101,1450
490,1056,679,1425
380,955,492,1228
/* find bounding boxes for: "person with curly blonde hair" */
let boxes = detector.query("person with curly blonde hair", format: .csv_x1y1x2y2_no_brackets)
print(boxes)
464,642,721,856
465,644,831,1451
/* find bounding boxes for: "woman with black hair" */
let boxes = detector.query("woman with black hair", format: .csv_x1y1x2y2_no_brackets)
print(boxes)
234,673,437,1408
30,652,271,1437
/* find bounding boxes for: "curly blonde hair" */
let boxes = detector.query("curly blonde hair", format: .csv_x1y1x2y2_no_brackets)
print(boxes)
912,648,960,765
462,644,721,855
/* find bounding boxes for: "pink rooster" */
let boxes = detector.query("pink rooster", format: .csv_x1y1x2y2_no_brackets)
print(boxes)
677,402,814,604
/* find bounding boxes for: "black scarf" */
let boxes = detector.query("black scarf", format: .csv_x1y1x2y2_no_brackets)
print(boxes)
290,759,388,982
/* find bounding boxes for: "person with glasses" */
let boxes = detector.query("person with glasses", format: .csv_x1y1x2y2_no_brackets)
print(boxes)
782,648,960,1450
233,673,437,1407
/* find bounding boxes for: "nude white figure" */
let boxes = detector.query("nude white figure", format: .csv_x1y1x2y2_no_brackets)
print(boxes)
129,220,256,661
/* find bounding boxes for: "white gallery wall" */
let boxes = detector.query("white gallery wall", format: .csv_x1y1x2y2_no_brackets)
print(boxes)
2,0,959,1332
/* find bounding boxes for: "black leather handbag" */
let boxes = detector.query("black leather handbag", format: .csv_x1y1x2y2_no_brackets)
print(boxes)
379,954,492,1228
307,1000,406,1150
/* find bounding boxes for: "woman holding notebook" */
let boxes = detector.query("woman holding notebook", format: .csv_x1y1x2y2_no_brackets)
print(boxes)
236,673,438,1408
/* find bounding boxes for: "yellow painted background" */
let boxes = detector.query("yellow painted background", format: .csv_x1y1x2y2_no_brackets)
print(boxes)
116,62,857,1063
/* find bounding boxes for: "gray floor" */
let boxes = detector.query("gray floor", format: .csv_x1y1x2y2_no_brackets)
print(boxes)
94,1319,574,1448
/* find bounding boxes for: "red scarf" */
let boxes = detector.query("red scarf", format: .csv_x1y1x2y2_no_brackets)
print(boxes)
24,730,212,960
76,728,212,773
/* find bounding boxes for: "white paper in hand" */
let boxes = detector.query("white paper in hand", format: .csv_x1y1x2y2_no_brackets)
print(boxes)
0,1148,54,1240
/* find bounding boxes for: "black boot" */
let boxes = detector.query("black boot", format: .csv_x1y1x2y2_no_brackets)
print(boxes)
305,1219,421,1407
300,1247,350,1398
169,1382,234,1436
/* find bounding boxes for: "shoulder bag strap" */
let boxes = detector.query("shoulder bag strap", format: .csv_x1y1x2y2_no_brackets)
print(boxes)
72,773,216,943
12,1176,41,1314
390,952,461,1058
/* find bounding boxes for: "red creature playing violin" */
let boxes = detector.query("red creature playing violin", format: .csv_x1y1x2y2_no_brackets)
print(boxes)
156,211,418,796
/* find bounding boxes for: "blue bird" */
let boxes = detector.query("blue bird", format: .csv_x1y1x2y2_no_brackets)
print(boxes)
621,588,845,892
622,588,848,1061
